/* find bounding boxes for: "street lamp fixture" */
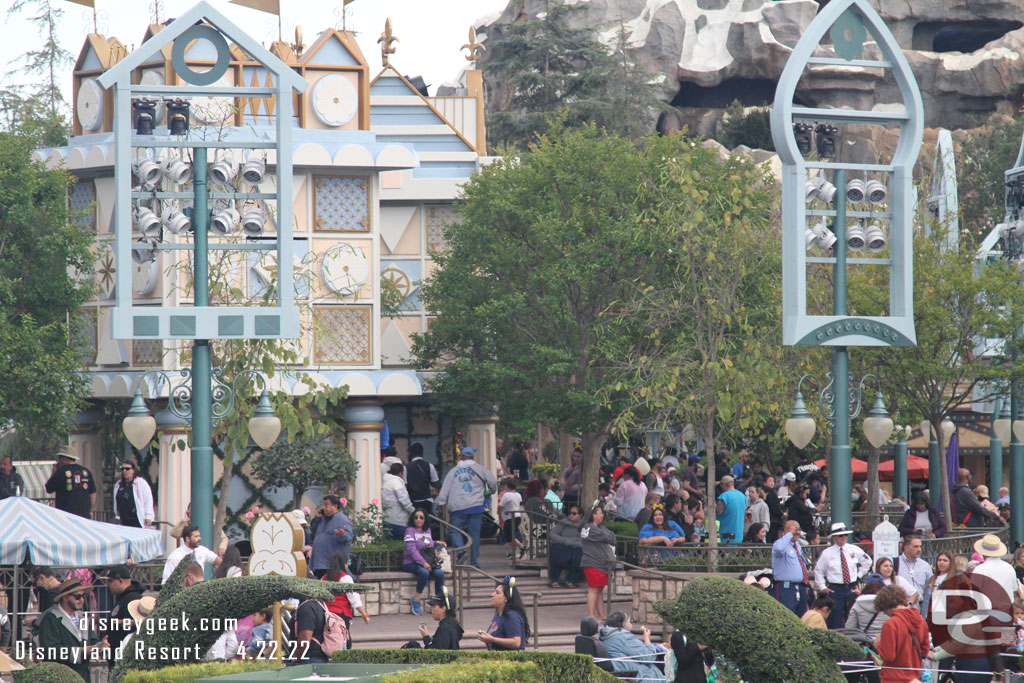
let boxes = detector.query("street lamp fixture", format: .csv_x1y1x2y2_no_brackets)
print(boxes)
793,122,813,156
785,389,816,449
863,392,895,448
122,370,280,451
785,373,892,449
162,210,192,235
241,208,266,236
846,221,866,251
995,398,1012,444
846,178,865,203
865,223,887,252
211,206,240,234
134,207,161,237
865,179,887,204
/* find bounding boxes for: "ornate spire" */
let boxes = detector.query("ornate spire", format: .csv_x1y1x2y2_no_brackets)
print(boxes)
378,18,398,67
462,25,485,63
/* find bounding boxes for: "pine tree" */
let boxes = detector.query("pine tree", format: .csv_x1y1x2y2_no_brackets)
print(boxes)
7,0,73,135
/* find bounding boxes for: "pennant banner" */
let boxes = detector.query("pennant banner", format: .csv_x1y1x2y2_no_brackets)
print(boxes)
229,0,280,16
64,0,95,7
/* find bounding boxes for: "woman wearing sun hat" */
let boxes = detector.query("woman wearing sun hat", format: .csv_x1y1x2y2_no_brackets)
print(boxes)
971,533,1023,604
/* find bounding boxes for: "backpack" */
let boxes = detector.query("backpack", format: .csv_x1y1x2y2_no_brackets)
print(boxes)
303,600,349,655
406,458,433,501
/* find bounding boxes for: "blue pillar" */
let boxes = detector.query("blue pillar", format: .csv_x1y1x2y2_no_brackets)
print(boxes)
893,438,908,503
928,433,941,511
829,169,851,528
1012,384,1024,545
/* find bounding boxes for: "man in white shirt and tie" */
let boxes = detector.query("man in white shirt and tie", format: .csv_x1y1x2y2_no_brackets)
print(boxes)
813,522,872,628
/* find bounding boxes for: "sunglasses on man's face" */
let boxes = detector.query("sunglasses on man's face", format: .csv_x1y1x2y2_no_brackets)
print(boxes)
121,467,133,471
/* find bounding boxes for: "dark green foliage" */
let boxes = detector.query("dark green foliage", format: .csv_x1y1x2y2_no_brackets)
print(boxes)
0,133,93,451
155,552,195,604
330,649,619,683
382,660,543,682
249,436,359,508
483,1,666,149
13,662,81,683
957,116,1021,248
717,100,774,152
111,575,373,681
121,660,282,683
654,575,861,683
603,520,638,537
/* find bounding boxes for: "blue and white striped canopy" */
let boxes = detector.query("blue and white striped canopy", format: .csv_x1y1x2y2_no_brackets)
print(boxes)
0,497,164,566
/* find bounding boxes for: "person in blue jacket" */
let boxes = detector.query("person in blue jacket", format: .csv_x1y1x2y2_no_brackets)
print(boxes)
638,505,687,546
598,611,667,681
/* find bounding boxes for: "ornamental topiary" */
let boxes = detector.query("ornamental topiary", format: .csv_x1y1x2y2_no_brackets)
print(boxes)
121,660,282,683
382,660,543,682
13,662,82,683
110,575,372,682
155,551,195,605
653,575,862,683
330,649,618,682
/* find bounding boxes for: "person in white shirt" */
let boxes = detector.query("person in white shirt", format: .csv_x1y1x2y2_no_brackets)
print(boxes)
875,556,918,602
498,479,524,559
894,533,932,612
778,472,796,499
813,522,872,628
744,485,769,535
162,525,223,583
970,534,1023,604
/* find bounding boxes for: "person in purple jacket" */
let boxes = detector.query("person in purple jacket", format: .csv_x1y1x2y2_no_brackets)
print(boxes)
404,509,447,616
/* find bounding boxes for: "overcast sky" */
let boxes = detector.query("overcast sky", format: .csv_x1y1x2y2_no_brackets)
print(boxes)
1,0,510,101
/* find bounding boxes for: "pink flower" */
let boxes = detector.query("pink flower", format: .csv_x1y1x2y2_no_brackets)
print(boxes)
371,498,379,506
340,497,348,507
251,505,260,513
244,511,254,520
302,506,310,515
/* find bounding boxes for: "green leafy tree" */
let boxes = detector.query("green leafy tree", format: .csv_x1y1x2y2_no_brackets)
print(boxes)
849,220,1021,529
957,116,1021,248
0,132,93,450
249,436,358,509
6,0,72,142
482,0,666,150
600,139,793,554
412,124,668,507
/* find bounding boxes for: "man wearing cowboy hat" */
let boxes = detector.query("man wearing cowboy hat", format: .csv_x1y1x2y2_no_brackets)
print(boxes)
44,445,96,519
972,533,1024,604
37,579,108,680
813,522,871,628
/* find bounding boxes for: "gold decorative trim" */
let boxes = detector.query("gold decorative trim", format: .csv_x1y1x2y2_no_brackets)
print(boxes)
313,175,371,233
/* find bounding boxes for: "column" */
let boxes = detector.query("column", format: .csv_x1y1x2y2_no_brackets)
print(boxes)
69,426,102,519
344,401,384,512
468,415,498,516
156,409,190,552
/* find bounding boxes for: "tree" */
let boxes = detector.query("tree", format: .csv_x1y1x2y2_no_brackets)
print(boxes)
0,132,93,449
412,124,668,507
849,220,1021,530
7,0,72,122
482,0,666,150
600,138,794,555
249,437,359,509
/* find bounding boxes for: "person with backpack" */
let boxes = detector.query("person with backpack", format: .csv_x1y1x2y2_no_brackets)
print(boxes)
322,551,369,649
435,447,497,569
406,442,439,517
295,593,349,663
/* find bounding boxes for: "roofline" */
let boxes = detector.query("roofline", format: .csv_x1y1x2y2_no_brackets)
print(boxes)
97,0,306,92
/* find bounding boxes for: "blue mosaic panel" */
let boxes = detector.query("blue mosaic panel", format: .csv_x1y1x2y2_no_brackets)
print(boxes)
69,179,96,231
314,176,369,232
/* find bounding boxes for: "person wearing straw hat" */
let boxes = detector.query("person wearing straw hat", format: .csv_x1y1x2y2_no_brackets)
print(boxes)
813,522,871,628
972,533,1024,604
44,445,96,519
37,579,108,681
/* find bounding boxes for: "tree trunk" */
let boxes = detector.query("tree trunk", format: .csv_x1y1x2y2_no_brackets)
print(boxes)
866,444,880,529
936,420,954,532
704,414,717,572
213,447,237,551
580,431,602,512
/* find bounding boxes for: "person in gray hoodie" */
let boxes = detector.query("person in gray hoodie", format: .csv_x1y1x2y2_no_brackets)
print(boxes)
580,503,617,620
435,447,498,568
844,575,888,640
549,504,584,588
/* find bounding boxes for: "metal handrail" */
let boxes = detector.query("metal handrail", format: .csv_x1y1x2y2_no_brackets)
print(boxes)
452,561,542,650
427,512,472,606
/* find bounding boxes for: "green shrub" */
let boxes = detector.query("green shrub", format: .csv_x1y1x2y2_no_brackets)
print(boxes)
330,648,618,682
532,462,560,481
382,660,543,682
604,520,637,537
121,660,282,683
654,575,860,683
353,540,404,570
13,662,81,683
717,100,774,152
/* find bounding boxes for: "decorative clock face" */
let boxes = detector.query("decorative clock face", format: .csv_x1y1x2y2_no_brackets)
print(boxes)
321,243,367,296
312,74,358,127
140,70,165,124
76,79,104,131
192,75,233,123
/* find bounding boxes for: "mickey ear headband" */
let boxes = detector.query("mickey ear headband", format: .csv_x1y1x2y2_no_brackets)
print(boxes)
503,575,516,591
442,585,451,611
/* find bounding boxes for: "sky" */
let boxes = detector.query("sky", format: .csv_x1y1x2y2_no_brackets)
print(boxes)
0,0,511,100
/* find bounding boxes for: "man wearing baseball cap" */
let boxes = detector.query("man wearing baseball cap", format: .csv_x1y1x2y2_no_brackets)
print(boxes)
44,445,96,519
435,447,497,568
99,565,144,665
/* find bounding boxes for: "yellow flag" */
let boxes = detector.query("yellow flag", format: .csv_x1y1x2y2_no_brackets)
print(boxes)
64,0,95,7
229,0,280,15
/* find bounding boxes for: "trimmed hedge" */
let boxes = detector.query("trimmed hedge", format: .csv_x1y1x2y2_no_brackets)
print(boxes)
110,575,374,682
121,660,282,683
156,551,195,604
13,662,81,683
604,520,638,537
382,660,543,682
330,648,619,682
654,575,861,683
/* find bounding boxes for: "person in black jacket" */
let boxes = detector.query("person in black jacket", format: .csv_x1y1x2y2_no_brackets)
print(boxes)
415,592,463,650
99,565,145,665
670,629,713,683
760,477,784,542
0,456,25,500
785,484,816,534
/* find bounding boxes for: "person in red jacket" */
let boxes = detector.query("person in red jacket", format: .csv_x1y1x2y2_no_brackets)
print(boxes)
873,585,929,683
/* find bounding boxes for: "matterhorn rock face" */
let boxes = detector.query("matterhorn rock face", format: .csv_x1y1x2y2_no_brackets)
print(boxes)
477,0,1024,133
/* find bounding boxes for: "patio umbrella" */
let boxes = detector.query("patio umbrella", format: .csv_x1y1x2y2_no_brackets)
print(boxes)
878,455,929,482
0,496,164,566
813,457,868,479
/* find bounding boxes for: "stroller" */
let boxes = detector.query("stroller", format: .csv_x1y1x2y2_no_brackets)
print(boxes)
836,628,882,683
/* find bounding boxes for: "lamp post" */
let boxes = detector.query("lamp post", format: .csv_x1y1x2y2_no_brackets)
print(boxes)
123,367,282,551
892,426,909,503
785,373,893,527
993,398,1010,499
